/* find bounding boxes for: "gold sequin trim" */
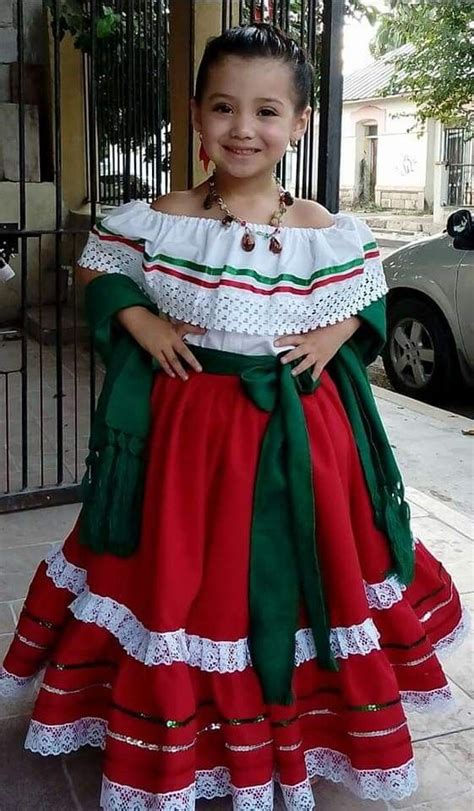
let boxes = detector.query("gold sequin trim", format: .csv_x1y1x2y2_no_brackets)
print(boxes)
420,583,454,623
41,682,113,696
197,722,222,736
348,722,407,738
300,708,337,720
112,701,196,728
225,714,267,726
15,632,48,650
278,741,302,752
382,634,426,651
111,701,266,730
50,659,116,671
347,697,400,712
107,731,195,753
393,651,436,667
23,608,62,631
272,714,299,728
225,739,272,752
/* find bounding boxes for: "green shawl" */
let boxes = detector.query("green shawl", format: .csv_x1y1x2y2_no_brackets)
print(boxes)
80,273,414,704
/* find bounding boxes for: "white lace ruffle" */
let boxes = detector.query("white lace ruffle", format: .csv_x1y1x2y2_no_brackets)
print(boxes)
364,574,406,610
295,619,380,666
100,755,416,809
101,773,277,811
280,778,315,810
434,608,471,656
69,586,380,671
45,545,86,595
25,717,107,755
101,776,196,810
305,747,417,801
45,547,381,672
0,666,38,697
401,684,455,714
145,256,387,336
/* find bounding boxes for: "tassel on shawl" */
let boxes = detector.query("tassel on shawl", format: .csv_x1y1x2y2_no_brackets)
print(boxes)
80,428,146,556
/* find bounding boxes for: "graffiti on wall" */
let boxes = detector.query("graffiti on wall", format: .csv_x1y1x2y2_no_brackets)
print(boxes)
394,154,418,177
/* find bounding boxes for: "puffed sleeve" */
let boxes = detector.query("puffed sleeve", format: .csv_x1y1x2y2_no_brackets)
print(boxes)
77,200,154,288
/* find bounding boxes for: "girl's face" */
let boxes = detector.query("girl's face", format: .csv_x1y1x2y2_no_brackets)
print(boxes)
191,56,311,179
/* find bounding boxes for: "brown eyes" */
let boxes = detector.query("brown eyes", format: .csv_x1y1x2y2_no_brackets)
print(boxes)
211,104,278,117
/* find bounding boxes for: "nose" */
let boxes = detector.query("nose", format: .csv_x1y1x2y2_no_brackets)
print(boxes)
229,114,255,140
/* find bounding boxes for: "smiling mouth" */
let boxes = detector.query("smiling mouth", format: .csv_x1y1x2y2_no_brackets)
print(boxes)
224,147,260,156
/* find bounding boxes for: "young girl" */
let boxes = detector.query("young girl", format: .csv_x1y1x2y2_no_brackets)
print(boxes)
0,24,467,811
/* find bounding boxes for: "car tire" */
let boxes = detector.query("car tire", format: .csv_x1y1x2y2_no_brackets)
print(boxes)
382,297,456,403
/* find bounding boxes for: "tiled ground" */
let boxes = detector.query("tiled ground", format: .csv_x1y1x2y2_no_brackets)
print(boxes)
0,492,472,811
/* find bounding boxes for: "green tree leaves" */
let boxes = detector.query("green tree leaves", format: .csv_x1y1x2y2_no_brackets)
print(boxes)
371,0,473,137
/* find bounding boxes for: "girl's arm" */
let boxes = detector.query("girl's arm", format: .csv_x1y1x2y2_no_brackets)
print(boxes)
76,265,205,380
274,316,361,379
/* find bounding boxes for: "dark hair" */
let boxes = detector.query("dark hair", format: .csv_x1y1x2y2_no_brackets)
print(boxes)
194,23,314,112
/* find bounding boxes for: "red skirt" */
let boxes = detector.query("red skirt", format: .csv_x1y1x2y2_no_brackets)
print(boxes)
0,369,467,810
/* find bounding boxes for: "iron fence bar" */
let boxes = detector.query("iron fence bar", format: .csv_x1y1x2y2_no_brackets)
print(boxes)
89,0,98,425
144,0,150,197
132,0,138,195
0,485,82,514
188,0,196,189
53,0,64,485
38,237,45,486
124,0,133,202
150,0,157,197
16,0,28,490
316,0,343,212
0,229,89,237
157,0,163,196
222,0,229,30
4,375,10,493
307,0,317,200
72,235,79,480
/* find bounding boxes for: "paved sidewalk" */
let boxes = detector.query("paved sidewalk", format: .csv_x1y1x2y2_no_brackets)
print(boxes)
0,394,473,810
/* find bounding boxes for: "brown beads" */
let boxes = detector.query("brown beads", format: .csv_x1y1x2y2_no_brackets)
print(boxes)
203,193,214,210
269,236,282,254
241,231,256,252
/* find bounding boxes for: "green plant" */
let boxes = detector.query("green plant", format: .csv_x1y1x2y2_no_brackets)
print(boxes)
371,0,473,137
45,1,121,51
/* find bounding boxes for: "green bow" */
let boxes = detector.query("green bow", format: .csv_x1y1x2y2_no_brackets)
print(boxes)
191,347,338,705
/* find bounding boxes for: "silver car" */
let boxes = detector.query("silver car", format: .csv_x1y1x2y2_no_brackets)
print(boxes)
382,208,474,403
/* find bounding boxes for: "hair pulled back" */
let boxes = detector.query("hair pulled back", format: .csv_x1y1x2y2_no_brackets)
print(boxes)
194,23,314,113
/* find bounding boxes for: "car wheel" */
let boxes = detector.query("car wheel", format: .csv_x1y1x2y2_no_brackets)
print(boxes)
382,297,456,403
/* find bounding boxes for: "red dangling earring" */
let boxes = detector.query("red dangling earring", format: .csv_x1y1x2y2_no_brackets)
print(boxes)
199,135,211,173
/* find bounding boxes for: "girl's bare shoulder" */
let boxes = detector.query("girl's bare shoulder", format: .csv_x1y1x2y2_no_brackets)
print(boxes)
289,198,336,229
151,186,207,217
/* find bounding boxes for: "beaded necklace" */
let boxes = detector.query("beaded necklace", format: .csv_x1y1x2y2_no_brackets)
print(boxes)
203,170,294,254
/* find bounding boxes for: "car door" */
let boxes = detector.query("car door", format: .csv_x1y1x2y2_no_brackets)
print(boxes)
455,249,474,364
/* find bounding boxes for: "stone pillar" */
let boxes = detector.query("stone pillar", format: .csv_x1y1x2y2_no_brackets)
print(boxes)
169,0,239,190
59,35,88,212
169,0,193,191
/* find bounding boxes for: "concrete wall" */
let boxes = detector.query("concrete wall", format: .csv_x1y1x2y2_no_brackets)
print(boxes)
0,183,67,323
0,1,73,322
339,96,430,211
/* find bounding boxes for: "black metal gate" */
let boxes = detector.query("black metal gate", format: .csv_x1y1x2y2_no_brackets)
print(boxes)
444,127,473,207
0,0,171,511
0,0,343,512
